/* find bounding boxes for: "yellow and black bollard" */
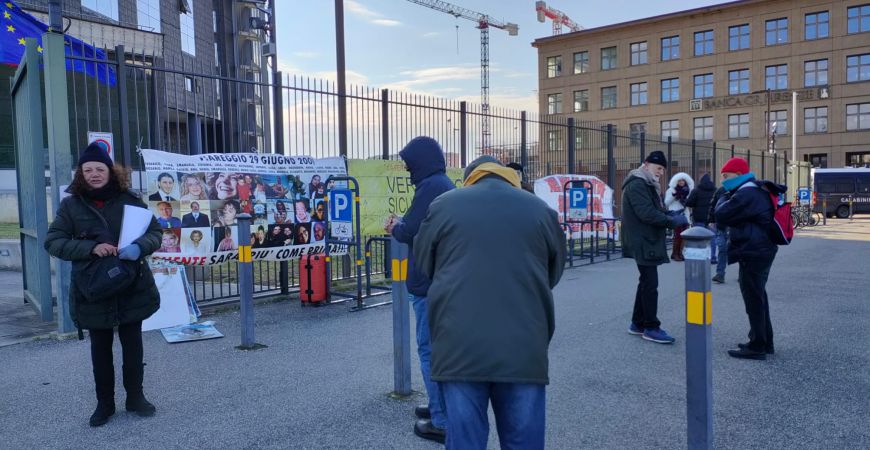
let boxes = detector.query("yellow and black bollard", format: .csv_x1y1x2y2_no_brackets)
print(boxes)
390,238,411,397
236,214,265,350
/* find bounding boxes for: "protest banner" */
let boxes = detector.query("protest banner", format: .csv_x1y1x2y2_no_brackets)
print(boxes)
348,160,464,237
534,174,617,238
141,149,348,265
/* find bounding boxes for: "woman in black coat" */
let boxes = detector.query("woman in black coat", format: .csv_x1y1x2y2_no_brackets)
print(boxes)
44,144,162,427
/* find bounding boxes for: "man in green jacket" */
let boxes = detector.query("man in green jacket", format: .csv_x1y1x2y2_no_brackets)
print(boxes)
414,156,566,449
622,151,688,344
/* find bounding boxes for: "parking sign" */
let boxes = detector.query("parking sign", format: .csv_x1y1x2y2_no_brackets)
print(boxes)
329,189,353,238
568,188,588,220
797,188,811,205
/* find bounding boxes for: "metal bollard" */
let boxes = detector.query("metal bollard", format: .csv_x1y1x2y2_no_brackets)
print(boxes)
823,196,827,226
849,197,854,220
680,226,715,450
390,238,412,397
236,214,265,350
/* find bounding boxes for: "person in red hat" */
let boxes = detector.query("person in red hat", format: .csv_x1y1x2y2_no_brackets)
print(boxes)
714,157,778,360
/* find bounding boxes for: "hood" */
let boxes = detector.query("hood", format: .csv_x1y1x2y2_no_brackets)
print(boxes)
463,159,521,188
697,173,715,191
399,136,447,185
668,172,695,191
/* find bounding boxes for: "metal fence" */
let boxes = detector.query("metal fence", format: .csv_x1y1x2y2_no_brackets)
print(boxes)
44,43,809,304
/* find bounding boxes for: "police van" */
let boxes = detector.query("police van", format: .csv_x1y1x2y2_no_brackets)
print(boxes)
812,168,870,218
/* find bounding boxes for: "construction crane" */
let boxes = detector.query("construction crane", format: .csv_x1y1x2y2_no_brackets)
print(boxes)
406,0,518,150
536,1,581,35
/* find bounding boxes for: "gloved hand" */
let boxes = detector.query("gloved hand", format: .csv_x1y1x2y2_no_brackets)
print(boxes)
118,244,142,261
670,214,689,228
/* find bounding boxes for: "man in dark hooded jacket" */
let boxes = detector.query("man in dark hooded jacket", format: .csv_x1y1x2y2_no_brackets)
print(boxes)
414,155,565,450
685,173,717,262
384,136,454,443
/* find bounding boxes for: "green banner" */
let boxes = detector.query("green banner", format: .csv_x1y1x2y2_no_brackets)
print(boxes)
348,160,464,237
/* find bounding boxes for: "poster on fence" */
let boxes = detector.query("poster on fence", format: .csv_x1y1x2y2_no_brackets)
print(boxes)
141,149,348,265
348,160,464,237
534,174,616,239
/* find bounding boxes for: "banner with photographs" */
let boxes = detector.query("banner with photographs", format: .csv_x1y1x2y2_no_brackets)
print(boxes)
141,149,348,266
533,174,617,239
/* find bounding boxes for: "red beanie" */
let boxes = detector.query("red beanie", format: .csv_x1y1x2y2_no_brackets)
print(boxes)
721,157,749,174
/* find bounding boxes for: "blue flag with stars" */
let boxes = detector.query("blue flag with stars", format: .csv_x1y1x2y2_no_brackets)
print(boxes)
1,0,116,86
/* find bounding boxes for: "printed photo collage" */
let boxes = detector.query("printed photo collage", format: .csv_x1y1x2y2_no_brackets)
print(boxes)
147,171,332,254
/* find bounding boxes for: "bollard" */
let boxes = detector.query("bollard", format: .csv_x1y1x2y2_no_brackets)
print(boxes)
849,196,854,220
681,226,715,450
236,214,265,350
823,196,827,226
390,238,412,397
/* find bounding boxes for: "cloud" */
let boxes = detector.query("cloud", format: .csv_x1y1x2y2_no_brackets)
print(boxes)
422,32,439,38
384,66,480,90
293,51,319,59
346,0,402,27
371,19,401,26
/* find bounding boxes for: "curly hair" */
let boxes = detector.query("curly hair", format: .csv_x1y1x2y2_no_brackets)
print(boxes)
66,164,131,196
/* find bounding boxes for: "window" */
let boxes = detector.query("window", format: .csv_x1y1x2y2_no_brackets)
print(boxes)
765,64,788,90
847,152,870,167
185,76,194,92
805,107,828,133
694,117,713,140
847,54,870,82
769,110,788,135
847,4,870,34
601,47,617,70
817,176,854,193
805,11,829,40
547,93,562,114
729,24,750,50
601,86,617,109
694,30,714,56
547,56,562,78
547,130,562,152
661,36,680,61
766,18,789,45
573,90,588,112
661,78,679,103
729,69,750,95
661,120,679,139
180,6,196,56
805,153,828,168
630,82,648,106
630,123,647,142
81,0,118,21
804,59,828,87
693,73,713,98
630,42,648,65
846,103,870,130
136,0,160,32
573,51,589,74
728,113,750,138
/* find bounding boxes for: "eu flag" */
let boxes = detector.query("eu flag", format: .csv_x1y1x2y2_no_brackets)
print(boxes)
1,0,116,86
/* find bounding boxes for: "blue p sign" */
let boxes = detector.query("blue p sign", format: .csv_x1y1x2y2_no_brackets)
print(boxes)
329,189,353,222
798,188,811,205
570,188,588,209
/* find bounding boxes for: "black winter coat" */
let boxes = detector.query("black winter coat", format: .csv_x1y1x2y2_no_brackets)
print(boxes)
621,173,676,266
45,190,162,330
685,174,716,223
708,187,726,226
714,179,778,263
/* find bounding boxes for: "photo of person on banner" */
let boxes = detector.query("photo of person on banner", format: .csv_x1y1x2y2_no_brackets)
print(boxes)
267,225,285,247
181,201,210,228
158,229,181,253
148,172,178,202
212,199,240,227
294,199,311,224
281,225,295,246
296,223,312,245
264,175,289,199
309,174,326,198
271,200,291,224
252,226,268,248
183,228,210,255
312,199,326,222
238,173,253,203
312,222,326,242
179,173,208,201
154,201,181,228
207,172,240,200
214,226,237,251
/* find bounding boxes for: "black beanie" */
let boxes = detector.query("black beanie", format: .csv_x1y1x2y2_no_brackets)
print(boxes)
78,142,114,168
644,150,667,167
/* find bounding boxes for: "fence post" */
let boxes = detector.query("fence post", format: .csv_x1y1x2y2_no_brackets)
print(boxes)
639,132,646,163
773,152,778,183
520,111,528,176
390,238,412,397
691,139,697,180
606,124,615,188
382,89,390,160
236,214,263,350
567,118,576,174
113,45,132,167
681,226,716,450
273,73,289,294
667,136,673,181
731,144,735,158
712,142,717,180
460,101,468,167
761,151,766,180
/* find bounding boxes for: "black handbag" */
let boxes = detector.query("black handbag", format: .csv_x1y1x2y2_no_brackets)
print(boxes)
75,255,139,302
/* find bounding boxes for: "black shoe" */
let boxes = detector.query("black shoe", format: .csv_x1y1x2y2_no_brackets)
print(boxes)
414,419,446,444
728,347,767,360
738,342,774,354
414,405,431,419
89,402,115,427
125,394,156,417
712,274,725,284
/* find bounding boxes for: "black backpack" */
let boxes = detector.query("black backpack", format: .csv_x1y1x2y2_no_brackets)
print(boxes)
74,256,139,302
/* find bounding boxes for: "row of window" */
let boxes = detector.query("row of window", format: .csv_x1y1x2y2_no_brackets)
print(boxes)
545,5,870,77
79,0,197,56
547,54,869,113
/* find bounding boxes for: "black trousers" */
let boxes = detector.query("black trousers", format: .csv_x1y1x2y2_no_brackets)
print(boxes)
89,321,144,402
632,264,661,330
737,255,776,351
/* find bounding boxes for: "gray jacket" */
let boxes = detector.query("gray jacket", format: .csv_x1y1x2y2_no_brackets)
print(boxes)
413,177,566,384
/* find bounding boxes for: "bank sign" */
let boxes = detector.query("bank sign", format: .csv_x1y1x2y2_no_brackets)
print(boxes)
689,87,830,111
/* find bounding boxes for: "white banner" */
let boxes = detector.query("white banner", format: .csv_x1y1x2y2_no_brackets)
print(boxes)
534,174,617,239
140,149,348,265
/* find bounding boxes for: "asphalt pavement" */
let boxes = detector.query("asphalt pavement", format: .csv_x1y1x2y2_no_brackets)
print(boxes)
0,218,868,449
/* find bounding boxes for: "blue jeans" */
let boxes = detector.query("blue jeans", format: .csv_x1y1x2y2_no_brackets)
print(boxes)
715,227,729,276
440,382,546,450
410,295,447,429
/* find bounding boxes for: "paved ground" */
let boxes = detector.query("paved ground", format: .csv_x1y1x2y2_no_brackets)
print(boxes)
1,218,868,449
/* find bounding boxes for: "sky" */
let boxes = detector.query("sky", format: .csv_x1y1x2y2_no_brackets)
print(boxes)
275,0,725,113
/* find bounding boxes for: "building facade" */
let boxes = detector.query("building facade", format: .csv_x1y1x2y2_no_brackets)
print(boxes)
533,0,870,169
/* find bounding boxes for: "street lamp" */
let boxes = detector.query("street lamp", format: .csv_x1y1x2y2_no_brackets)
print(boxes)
751,89,772,153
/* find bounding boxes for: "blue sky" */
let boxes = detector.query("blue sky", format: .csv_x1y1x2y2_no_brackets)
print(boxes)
276,0,724,112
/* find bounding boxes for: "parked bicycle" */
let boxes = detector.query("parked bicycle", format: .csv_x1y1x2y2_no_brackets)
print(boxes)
792,204,822,228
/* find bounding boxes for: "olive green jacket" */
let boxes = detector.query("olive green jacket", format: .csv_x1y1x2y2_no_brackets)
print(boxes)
621,171,676,266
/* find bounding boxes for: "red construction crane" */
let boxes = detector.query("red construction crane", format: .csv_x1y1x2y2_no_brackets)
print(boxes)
536,1,581,35
405,0,518,150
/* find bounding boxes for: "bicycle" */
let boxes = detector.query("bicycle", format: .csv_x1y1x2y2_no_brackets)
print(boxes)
791,204,821,227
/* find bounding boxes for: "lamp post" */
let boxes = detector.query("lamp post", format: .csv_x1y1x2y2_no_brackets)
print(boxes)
751,89,772,154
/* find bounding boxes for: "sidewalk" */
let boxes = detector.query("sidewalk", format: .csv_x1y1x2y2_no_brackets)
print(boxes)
0,270,55,347
0,219,868,448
